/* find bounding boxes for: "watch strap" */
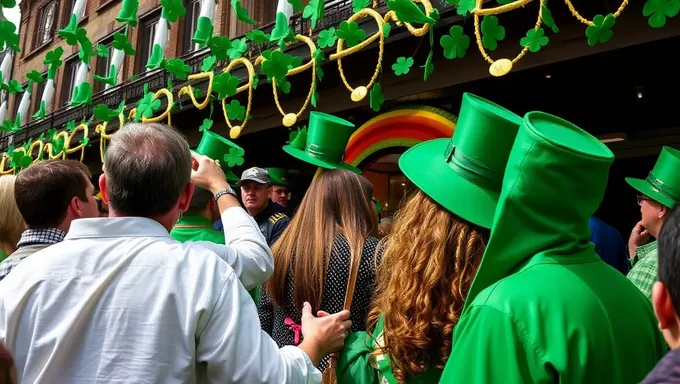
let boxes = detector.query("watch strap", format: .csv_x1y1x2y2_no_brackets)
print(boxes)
214,188,236,202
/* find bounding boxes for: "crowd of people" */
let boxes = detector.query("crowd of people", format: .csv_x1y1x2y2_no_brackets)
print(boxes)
0,94,678,383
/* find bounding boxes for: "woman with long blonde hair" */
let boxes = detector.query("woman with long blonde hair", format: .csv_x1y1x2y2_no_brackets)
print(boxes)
0,175,25,260
336,93,523,383
259,168,379,371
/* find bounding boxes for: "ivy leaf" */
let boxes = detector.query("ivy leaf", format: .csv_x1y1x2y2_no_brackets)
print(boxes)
208,35,232,61
213,72,240,100
246,29,271,44
391,57,414,76
227,38,248,60
0,21,20,52
370,83,384,112
226,100,246,120
440,25,470,59
520,27,549,52
383,23,392,38
318,27,338,48
231,0,256,25
112,32,136,55
97,44,110,58
336,21,366,48
643,0,680,28
352,0,371,12
201,55,217,72
422,50,434,81
481,16,505,51
541,2,559,33
585,14,615,46
136,85,162,121
160,0,187,22
387,0,436,24
303,0,325,29
199,118,213,132
163,58,191,80
223,147,245,167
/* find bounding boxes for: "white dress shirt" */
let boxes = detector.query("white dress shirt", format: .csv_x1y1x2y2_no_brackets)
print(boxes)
0,207,322,383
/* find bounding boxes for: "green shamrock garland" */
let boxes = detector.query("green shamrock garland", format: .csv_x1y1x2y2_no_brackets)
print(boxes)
336,21,366,48
481,16,505,51
585,14,615,46
520,28,549,52
440,26,470,59
642,0,679,28
224,147,245,167
136,84,162,121
318,27,338,49
392,57,414,76
213,72,240,100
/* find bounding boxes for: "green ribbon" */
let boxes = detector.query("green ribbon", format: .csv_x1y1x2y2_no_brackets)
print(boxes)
647,172,680,203
444,141,500,191
306,143,345,164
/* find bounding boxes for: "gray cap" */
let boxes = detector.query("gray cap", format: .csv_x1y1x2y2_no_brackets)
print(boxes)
240,167,270,184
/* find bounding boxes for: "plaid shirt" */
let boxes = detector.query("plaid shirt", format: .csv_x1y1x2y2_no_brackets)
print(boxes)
0,228,66,281
627,241,658,300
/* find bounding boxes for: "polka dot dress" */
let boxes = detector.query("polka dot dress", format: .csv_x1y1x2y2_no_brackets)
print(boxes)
258,234,382,371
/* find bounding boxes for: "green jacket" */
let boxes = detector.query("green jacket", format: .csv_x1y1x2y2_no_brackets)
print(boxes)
337,316,441,384
170,215,260,304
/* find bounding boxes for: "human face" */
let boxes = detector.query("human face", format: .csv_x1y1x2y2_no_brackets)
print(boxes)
270,185,290,208
241,181,270,215
639,195,665,235
79,179,100,219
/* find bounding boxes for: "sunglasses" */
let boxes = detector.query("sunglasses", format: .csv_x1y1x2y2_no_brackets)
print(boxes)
637,195,654,206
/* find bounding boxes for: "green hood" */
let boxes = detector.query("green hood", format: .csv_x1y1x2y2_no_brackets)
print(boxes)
464,111,615,310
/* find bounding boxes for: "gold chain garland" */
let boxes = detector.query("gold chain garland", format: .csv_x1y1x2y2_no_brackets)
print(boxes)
221,57,255,139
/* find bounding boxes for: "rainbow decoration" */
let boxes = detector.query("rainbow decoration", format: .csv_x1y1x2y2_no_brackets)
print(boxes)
345,105,457,168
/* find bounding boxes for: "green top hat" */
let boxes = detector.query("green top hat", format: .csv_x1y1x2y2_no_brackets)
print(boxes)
399,93,522,229
626,146,680,208
266,167,291,187
463,111,614,310
282,111,361,174
195,130,243,184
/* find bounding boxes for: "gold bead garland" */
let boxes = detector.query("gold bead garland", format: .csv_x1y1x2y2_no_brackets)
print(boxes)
220,57,255,139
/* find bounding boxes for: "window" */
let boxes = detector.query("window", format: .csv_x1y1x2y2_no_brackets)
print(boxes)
36,1,58,48
31,74,47,116
94,40,114,93
182,0,201,55
61,0,75,28
61,58,79,106
137,13,160,74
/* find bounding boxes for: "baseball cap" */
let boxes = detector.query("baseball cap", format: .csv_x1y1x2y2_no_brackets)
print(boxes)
240,167,270,184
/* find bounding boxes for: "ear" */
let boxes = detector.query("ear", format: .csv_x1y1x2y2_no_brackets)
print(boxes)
98,174,109,204
660,205,668,220
178,182,195,213
653,281,676,330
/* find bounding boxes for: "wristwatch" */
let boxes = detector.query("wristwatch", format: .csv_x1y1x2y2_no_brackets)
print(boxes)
213,188,237,202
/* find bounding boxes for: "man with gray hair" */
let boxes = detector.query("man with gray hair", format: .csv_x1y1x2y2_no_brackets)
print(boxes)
0,123,351,383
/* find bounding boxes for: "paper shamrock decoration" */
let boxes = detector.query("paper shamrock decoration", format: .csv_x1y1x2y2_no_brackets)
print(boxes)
0,21,20,52
336,21,366,48
1,0,16,7
318,27,338,49
26,70,46,91
261,50,296,83
97,44,110,58
386,0,436,24
440,25,469,59
163,58,191,79
201,55,217,72
226,100,246,120
44,47,65,78
541,2,559,33
228,38,248,60
10,149,32,169
392,57,414,76
213,72,240,100
481,16,505,51
353,0,370,12
586,14,615,46
520,28,549,52
51,135,65,155
370,83,384,112
0,114,20,133
113,32,136,55
208,35,232,61
643,0,680,28
93,102,125,123
1,79,23,94
288,0,304,12
303,0,325,29
116,0,140,26
71,83,93,107
224,147,245,167
160,0,187,22
136,84,161,121
231,0,256,25
198,118,213,132
247,29,271,45
32,101,47,120
59,19,88,46
66,120,77,132
270,12,295,47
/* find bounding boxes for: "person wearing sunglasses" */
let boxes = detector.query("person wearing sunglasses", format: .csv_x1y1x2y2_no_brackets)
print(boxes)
626,146,680,300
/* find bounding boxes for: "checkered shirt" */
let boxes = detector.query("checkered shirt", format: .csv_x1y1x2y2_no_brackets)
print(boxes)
627,241,658,301
0,228,67,281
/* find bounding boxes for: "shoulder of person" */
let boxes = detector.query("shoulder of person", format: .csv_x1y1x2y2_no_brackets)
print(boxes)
268,212,289,225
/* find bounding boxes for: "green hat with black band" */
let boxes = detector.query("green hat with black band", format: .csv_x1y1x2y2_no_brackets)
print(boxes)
625,146,680,208
399,93,522,229
283,111,361,174
195,130,242,184
266,167,292,187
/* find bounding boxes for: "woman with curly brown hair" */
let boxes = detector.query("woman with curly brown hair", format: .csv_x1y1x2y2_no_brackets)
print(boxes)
336,93,523,384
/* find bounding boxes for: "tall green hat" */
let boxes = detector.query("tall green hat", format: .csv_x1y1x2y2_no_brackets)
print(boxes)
266,167,291,187
399,93,522,229
463,111,614,310
625,146,680,208
282,111,360,174
195,130,243,184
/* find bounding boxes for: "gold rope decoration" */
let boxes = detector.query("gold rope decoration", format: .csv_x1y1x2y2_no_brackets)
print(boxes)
268,35,317,128
143,89,174,125
382,0,433,37
49,131,69,159
95,110,126,164
563,0,629,26
472,0,544,77
330,8,385,102
220,58,255,139
0,153,12,175
65,123,89,162
178,72,215,110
